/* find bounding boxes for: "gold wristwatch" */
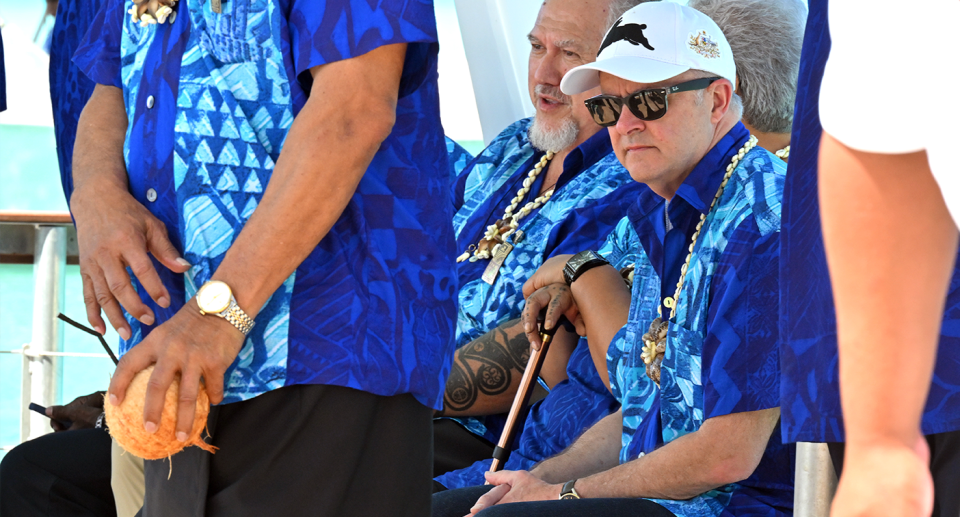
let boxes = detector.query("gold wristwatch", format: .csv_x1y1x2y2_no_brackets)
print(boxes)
196,280,255,335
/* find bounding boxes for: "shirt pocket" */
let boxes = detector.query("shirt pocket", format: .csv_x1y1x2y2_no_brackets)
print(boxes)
195,2,266,65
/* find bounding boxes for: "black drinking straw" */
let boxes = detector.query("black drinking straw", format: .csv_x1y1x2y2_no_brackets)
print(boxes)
57,313,119,365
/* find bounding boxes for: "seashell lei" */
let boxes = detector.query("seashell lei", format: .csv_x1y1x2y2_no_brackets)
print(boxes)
129,0,179,27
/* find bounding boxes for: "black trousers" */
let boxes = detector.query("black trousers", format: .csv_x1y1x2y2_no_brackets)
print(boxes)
828,429,960,517
139,384,433,517
432,485,674,517
0,428,116,517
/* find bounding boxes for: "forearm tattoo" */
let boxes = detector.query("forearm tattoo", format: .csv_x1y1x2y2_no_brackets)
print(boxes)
444,320,531,413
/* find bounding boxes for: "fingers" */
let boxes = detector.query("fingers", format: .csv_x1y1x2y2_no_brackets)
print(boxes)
125,247,172,309
522,276,537,299
47,404,70,423
522,290,552,351
175,366,202,442
85,262,133,340
145,221,191,275
108,345,155,406
81,270,107,335
142,362,178,434
541,286,572,331
469,483,510,515
100,255,155,326
203,369,225,405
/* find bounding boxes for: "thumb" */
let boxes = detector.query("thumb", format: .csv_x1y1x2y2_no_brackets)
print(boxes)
483,470,507,486
145,221,191,273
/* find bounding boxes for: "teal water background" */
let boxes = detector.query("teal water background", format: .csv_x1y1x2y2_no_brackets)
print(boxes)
0,0,486,460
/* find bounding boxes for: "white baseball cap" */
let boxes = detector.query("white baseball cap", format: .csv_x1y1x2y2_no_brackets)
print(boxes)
561,1,736,94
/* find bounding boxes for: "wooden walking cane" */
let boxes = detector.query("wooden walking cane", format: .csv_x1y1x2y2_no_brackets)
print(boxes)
488,315,569,474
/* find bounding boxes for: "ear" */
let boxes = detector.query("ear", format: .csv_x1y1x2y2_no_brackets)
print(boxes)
708,78,735,124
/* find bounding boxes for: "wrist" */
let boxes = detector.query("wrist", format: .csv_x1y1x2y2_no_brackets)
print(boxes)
70,180,131,218
562,251,608,285
72,174,129,201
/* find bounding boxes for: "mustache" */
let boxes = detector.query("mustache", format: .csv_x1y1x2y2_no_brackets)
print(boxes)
534,84,571,105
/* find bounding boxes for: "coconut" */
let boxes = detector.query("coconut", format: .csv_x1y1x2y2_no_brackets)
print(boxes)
105,365,217,460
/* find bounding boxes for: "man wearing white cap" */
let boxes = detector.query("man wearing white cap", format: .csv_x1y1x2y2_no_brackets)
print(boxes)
432,2,791,516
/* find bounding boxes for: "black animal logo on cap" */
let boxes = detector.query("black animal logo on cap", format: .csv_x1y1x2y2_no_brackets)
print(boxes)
599,18,655,55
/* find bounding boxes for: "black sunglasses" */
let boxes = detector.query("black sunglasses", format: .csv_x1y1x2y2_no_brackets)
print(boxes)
583,77,721,126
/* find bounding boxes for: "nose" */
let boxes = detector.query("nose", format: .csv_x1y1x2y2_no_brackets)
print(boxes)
532,50,564,87
614,101,645,135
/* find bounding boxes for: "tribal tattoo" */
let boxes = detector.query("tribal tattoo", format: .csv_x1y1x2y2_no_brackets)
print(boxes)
444,319,532,413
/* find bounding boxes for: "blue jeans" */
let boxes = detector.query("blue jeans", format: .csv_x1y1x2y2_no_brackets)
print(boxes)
433,485,675,517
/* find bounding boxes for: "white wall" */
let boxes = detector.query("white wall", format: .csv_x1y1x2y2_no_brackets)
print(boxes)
454,0,541,145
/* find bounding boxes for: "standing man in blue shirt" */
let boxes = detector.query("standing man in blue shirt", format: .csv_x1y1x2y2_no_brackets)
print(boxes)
434,3,792,515
433,0,648,477
70,1,456,515
780,1,960,516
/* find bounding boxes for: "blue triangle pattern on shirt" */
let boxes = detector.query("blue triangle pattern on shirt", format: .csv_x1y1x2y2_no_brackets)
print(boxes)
216,167,239,191
243,171,263,193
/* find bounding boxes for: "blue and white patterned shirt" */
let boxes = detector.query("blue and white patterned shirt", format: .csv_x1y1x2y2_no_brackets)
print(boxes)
780,0,960,443
452,119,644,348
73,0,457,409
607,123,794,516
445,119,644,443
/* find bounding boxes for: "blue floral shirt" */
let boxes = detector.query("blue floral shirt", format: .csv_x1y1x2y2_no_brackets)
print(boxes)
73,0,457,409
780,0,960,443
444,119,644,443
607,123,794,516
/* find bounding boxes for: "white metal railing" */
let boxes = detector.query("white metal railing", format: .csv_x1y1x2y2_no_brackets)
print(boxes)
1,212,73,444
1,348,112,359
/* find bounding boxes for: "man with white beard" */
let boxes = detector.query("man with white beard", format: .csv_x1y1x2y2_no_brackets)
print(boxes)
433,0,650,482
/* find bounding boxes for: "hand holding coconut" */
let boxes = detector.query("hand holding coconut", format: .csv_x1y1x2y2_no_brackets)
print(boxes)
107,295,247,454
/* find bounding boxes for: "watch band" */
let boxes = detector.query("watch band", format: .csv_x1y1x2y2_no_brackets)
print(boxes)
563,250,609,285
559,479,581,500
222,297,256,335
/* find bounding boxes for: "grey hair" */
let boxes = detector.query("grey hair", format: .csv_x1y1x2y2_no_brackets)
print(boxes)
604,0,657,38
688,0,806,133
687,69,744,120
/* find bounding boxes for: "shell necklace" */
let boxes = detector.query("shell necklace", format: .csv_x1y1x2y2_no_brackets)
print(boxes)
640,135,758,385
457,151,556,267
775,145,790,161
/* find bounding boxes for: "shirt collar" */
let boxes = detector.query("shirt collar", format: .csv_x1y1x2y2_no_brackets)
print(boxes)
631,121,750,220
554,127,614,189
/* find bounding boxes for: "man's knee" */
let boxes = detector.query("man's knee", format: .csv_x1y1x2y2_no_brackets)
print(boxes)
0,439,50,513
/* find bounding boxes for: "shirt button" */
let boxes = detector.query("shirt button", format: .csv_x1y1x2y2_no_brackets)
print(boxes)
146,188,158,202
146,95,155,109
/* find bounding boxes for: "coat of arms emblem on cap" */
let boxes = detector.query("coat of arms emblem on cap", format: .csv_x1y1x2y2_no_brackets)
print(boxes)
688,30,720,59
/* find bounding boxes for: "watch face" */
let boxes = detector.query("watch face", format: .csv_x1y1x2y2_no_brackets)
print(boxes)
197,281,232,313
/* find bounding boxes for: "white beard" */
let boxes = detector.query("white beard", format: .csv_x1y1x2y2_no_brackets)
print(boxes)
528,115,579,153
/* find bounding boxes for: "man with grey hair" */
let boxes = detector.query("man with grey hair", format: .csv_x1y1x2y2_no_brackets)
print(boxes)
434,2,792,514
689,0,806,160
433,0,650,483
